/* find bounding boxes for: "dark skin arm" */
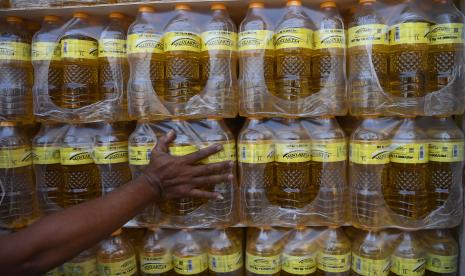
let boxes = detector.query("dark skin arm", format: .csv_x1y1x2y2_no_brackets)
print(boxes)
0,131,234,276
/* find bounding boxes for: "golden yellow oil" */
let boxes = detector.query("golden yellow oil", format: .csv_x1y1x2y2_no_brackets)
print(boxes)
423,229,458,276
246,227,282,276
389,232,426,276
208,228,243,276
351,231,391,276
282,227,318,276
97,229,138,276
173,229,209,276
315,227,351,276
139,228,174,276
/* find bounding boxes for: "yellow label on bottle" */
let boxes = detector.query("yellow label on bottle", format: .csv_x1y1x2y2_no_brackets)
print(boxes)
97,256,137,276
390,142,428,164
317,252,350,273
282,253,317,275
64,258,98,276
391,255,426,276
351,254,391,276
426,254,457,273
173,254,208,275
430,23,464,45
209,252,243,273
61,39,98,59
312,140,347,162
98,38,127,58
238,142,274,164
0,147,33,168
429,141,464,162
129,144,154,166
60,147,93,165
0,41,31,61
350,142,391,165
169,145,198,157
390,23,430,45
93,142,128,164
201,30,237,51
164,31,201,52
127,33,164,54
238,30,274,51
44,267,61,276
140,253,173,274
348,24,389,47
201,142,236,164
32,42,61,61
275,142,312,163
33,146,60,165
314,29,346,49
246,253,281,275
274,28,313,50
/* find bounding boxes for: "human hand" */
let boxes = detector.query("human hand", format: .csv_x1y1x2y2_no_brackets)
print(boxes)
140,130,234,200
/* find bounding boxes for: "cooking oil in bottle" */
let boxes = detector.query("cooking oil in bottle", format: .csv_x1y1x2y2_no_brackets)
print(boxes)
315,227,351,276
0,16,33,123
282,227,318,276
246,227,282,276
208,228,243,276
61,12,99,109
32,15,63,108
348,0,389,116
164,4,201,112
313,1,346,111
64,247,98,276
139,227,174,276
97,228,138,276
389,0,430,114
99,12,129,122
238,118,275,224
32,123,66,214
349,117,393,228
423,229,458,276
384,117,430,220
390,231,426,276
61,124,100,207
127,6,165,119
274,0,313,102
0,122,35,230
238,2,275,112
351,230,391,276
173,229,208,276
200,3,238,113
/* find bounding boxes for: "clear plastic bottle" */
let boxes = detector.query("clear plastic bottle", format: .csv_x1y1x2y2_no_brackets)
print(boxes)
238,2,275,112
139,227,174,276
63,247,98,276
238,118,274,224
389,231,426,276
315,227,351,276
274,0,313,101
423,229,458,276
97,228,138,276
32,15,63,108
32,123,66,214
282,227,318,276
208,228,243,276
173,229,208,276
0,122,35,230
99,12,129,122
246,227,282,276
164,4,201,112
351,230,391,276
0,16,33,123
61,12,99,109
348,0,389,116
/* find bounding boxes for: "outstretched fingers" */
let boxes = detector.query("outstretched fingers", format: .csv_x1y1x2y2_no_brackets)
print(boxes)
182,144,223,164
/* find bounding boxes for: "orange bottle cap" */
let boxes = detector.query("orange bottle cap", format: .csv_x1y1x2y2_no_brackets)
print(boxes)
44,15,60,22
73,12,89,19
249,2,264,9
6,16,23,23
111,228,123,236
175,4,191,10
287,0,302,6
360,0,376,3
138,5,155,13
109,12,125,19
0,122,17,127
211,3,227,10
321,1,337,8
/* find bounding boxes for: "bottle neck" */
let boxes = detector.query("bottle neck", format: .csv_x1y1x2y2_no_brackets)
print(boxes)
212,9,229,18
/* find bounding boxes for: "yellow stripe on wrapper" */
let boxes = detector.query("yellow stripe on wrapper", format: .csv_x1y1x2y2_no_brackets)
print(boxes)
140,253,173,274
61,39,98,59
97,256,137,276
32,42,61,61
127,33,164,54
275,142,312,163
429,23,464,45
93,142,129,164
238,30,274,51
348,24,389,47
390,23,430,45
314,29,346,49
63,259,98,276
390,142,429,164
201,31,237,51
317,252,350,273
164,31,201,52
350,142,391,165
429,141,464,162
426,254,457,274
391,255,426,276
0,147,33,168
312,140,347,162
33,146,60,165
0,41,31,61
282,253,317,275
208,252,243,273
173,254,208,275
201,142,236,164
238,142,274,164
351,254,391,276
274,28,313,50
169,145,198,157
129,145,154,166
60,147,93,165
98,39,127,58
246,253,281,275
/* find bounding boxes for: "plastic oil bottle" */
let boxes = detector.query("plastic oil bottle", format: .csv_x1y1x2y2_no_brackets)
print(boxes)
274,0,313,101
315,227,351,276
313,1,346,110
61,12,99,109
0,16,33,123
208,228,243,276
127,6,165,119
423,229,458,276
139,227,174,276
164,4,201,111
246,227,282,276
0,122,35,230
63,247,98,276
60,123,100,207
32,123,66,215
238,2,275,111
282,227,318,276
351,230,391,276
348,0,389,116
99,12,129,122
384,116,430,220
32,15,63,108
389,231,426,276
200,3,238,113
173,229,209,276
97,228,138,276
238,118,275,225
